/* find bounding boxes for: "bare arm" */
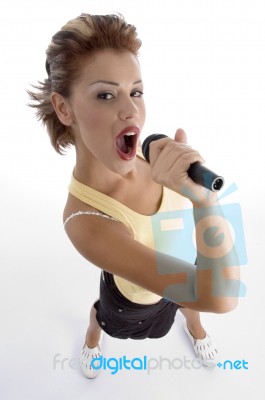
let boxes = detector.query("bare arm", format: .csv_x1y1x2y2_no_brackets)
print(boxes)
148,129,240,312
64,196,239,313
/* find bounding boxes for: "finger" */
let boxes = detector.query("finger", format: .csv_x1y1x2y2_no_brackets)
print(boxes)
174,128,187,144
149,137,171,166
151,140,204,173
177,150,205,169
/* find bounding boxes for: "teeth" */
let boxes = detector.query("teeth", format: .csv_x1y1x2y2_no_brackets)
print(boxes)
124,132,136,136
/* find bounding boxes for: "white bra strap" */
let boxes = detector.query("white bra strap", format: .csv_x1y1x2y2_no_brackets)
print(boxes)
64,210,120,228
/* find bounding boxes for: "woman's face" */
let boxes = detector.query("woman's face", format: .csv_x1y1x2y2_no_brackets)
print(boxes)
68,48,146,175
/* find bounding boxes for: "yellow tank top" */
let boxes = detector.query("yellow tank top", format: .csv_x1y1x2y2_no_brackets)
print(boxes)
67,148,192,304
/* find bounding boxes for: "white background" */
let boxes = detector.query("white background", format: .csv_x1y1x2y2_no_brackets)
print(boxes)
1,0,264,399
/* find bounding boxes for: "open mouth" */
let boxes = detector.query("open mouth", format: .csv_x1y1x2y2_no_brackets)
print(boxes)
116,132,138,159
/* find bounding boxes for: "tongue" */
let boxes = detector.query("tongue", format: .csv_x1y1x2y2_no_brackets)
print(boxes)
116,136,129,154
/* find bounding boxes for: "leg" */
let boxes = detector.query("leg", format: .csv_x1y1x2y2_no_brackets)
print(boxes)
80,300,103,379
180,308,218,366
179,308,206,339
85,299,102,349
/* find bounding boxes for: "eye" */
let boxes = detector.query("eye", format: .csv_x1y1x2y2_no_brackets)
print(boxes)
131,90,144,98
97,92,114,100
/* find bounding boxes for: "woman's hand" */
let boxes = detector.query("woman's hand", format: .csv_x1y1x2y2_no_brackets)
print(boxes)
149,128,215,206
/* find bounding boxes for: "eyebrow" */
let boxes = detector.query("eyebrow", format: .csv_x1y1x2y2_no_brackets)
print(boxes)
89,79,142,87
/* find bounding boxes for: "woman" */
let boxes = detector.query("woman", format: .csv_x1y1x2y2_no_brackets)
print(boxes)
28,13,239,378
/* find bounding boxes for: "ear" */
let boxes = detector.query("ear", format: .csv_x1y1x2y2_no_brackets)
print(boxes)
51,92,74,126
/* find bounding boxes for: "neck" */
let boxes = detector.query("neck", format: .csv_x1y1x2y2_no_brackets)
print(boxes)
73,148,138,195
72,146,163,216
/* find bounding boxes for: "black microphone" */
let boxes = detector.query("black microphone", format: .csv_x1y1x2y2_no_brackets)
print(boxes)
142,134,224,192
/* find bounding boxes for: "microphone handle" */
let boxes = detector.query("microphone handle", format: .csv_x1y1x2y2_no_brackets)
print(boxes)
188,162,224,192
142,134,224,192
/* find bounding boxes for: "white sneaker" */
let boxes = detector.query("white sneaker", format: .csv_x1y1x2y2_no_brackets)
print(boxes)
80,344,102,379
183,321,218,367
80,332,104,379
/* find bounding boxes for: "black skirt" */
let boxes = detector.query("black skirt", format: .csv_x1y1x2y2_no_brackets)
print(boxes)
94,271,181,340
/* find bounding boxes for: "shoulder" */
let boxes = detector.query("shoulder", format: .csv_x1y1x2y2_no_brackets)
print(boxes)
63,191,133,257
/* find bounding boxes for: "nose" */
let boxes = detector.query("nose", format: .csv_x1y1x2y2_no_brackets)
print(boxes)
118,97,139,120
